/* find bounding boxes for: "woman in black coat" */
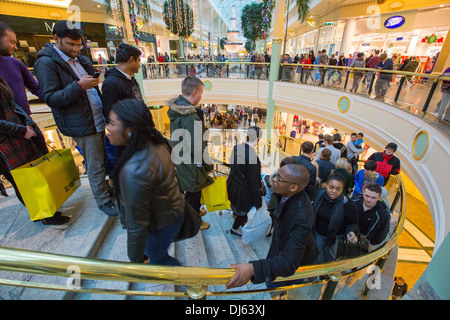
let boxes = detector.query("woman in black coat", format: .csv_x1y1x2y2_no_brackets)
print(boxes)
227,126,262,235
312,174,359,263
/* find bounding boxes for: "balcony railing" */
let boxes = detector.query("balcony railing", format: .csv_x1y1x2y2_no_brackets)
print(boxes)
129,61,449,137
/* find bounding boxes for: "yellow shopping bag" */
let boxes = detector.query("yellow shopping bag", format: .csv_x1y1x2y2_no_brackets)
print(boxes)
11,148,81,221
200,175,230,212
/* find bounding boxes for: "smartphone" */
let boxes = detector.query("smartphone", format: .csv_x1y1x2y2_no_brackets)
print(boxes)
93,72,101,78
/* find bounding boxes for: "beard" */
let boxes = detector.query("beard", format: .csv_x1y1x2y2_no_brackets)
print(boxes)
0,45,13,56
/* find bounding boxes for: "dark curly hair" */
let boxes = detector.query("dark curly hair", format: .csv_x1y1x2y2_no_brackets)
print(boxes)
0,22,14,39
52,20,83,40
115,43,142,63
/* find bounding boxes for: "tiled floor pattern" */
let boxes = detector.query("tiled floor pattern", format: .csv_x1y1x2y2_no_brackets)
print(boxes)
396,193,435,289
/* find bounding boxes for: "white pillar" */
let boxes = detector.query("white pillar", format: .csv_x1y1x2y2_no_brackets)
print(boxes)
199,0,203,57
340,18,356,56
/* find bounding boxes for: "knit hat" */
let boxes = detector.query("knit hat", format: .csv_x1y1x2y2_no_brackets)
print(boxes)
385,142,397,152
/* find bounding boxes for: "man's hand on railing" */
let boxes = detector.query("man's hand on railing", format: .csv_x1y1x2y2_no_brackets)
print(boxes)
225,263,254,289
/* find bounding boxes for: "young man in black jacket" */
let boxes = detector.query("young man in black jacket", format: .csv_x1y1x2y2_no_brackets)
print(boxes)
34,20,118,217
294,141,317,201
352,182,391,248
226,164,318,291
101,43,144,122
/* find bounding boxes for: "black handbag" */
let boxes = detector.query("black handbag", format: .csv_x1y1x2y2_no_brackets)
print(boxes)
175,200,202,242
329,234,369,260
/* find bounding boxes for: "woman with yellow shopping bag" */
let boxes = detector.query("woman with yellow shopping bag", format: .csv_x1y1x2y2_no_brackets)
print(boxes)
0,77,69,225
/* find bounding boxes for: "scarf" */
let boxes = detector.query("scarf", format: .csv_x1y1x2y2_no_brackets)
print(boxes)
313,188,347,244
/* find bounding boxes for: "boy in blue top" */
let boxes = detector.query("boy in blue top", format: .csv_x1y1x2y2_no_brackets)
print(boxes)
353,160,384,195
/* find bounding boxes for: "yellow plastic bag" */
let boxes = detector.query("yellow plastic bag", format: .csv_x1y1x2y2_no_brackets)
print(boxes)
200,175,230,212
11,148,81,221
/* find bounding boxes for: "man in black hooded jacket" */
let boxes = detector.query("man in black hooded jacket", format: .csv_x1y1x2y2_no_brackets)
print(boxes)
101,43,144,122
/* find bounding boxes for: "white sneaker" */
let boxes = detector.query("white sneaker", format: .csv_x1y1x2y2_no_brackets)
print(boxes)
230,228,242,236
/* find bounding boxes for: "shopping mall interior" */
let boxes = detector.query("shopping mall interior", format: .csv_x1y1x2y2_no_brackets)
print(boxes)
0,0,449,302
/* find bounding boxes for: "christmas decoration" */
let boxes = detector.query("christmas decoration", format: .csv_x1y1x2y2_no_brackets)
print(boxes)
162,0,194,38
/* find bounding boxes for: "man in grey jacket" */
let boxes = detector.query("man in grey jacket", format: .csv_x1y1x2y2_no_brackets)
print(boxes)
34,20,118,217
347,132,364,175
314,134,341,164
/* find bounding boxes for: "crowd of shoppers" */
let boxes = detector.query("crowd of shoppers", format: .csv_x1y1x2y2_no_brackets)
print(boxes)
226,133,397,292
0,20,409,298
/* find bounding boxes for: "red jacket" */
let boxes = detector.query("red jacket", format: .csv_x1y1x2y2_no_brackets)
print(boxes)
367,151,401,179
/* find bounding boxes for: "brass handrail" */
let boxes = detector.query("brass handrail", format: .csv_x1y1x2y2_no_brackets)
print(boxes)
0,133,406,299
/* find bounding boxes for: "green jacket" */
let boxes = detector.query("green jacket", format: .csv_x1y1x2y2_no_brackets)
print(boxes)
166,95,214,193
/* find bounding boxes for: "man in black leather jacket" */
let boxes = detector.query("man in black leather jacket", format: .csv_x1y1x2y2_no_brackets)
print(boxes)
226,164,318,290
34,20,117,217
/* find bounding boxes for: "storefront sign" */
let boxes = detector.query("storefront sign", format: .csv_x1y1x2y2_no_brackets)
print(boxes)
384,16,406,29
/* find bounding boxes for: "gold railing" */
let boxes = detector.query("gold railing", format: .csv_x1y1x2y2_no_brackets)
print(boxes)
0,134,406,300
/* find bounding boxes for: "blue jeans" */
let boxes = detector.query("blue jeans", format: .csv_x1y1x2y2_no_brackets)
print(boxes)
145,214,185,266
314,231,334,263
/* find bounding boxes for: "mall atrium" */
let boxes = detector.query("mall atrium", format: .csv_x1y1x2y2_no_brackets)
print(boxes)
0,0,449,302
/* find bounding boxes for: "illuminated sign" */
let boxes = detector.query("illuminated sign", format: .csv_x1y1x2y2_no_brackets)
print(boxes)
384,16,406,29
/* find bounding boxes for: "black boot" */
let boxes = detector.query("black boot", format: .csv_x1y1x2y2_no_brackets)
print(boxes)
0,181,8,197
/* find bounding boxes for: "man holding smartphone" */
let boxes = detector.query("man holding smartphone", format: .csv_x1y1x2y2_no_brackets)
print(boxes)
34,20,118,217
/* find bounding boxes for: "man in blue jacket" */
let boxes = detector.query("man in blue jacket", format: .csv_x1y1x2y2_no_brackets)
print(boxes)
34,20,118,217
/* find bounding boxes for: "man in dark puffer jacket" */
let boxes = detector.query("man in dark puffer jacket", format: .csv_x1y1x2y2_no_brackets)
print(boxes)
34,20,118,216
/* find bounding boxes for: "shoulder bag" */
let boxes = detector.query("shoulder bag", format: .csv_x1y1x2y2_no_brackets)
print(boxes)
329,233,369,260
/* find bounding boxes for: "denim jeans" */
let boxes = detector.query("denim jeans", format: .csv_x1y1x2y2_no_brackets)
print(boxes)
145,214,185,266
72,131,110,206
314,231,334,263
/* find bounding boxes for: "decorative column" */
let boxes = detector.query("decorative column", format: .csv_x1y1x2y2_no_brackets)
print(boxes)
179,35,185,59
434,27,450,73
265,0,286,140
339,18,356,56
210,10,214,56
199,0,203,57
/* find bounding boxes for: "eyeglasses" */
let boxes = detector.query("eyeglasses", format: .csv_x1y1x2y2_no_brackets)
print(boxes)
64,41,83,49
274,173,297,185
